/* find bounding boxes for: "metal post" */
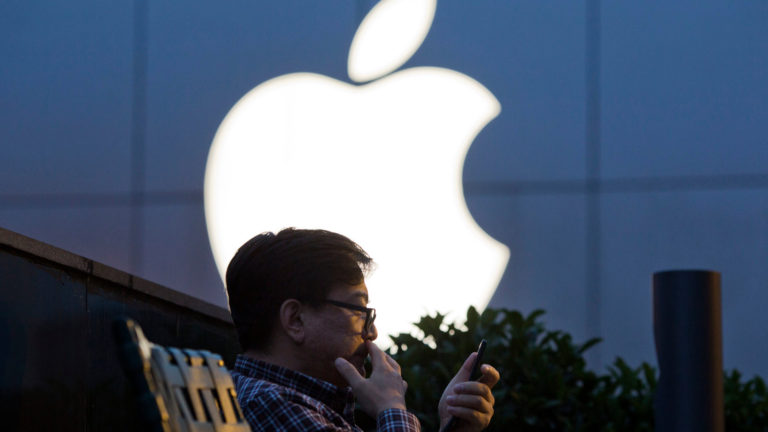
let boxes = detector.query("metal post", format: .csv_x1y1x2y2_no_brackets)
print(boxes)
653,270,724,432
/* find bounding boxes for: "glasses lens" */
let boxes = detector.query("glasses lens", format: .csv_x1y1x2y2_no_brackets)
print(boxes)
366,308,376,333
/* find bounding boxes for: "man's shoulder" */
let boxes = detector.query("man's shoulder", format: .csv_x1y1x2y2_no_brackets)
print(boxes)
231,368,339,415
231,369,358,431
232,368,305,404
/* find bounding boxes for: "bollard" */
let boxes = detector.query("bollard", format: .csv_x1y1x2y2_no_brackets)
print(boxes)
653,270,724,432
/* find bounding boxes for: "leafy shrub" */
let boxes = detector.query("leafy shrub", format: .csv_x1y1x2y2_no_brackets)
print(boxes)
725,370,768,431
386,307,767,431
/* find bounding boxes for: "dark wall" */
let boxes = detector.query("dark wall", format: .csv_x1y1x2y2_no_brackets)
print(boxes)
0,227,240,432
2,0,767,378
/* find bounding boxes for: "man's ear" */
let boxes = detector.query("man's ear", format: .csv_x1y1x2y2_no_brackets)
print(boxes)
279,299,306,344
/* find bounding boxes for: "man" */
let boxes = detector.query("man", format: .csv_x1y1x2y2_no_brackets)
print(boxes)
226,228,499,431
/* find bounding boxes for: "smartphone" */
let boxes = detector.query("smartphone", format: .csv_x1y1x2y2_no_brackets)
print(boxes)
441,339,488,432
469,339,487,381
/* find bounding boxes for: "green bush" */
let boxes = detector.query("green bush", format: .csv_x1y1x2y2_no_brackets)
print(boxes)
386,307,767,431
724,370,768,431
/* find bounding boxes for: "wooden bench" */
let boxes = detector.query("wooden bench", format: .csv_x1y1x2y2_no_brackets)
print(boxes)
114,318,251,432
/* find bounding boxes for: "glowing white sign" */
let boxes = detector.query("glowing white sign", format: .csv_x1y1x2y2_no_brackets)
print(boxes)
205,0,509,340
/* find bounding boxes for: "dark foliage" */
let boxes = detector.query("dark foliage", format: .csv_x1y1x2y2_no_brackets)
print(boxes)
724,370,768,431
386,307,767,431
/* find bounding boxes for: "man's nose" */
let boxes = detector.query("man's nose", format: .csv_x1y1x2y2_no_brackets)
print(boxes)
364,323,378,341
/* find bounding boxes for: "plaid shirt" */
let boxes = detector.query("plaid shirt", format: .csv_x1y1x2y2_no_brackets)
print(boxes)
232,355,421,432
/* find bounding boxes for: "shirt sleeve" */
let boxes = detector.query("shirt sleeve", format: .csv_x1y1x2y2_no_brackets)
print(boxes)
376,408,421,432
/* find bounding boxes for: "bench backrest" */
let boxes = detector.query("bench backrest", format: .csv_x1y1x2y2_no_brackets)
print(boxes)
114,318,251,432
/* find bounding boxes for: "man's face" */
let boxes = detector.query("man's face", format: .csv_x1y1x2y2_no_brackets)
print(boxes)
302,281,378,387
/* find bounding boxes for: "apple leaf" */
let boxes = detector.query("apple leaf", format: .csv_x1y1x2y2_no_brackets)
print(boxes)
348,0,437,83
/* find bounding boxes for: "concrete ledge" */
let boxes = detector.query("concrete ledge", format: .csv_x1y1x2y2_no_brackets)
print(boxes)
0,225,240,432
0,226,232,323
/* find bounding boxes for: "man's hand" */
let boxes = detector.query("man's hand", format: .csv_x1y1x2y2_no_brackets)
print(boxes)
335,341,408,418
438,352,500,431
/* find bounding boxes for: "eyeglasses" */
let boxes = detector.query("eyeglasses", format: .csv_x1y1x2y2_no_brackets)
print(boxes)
324,299,377,334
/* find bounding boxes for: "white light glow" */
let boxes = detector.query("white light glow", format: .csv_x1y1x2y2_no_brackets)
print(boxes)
204,0,509,342
348,0,436,82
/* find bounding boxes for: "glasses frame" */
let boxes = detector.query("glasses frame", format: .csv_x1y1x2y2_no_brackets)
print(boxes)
323,299,376,334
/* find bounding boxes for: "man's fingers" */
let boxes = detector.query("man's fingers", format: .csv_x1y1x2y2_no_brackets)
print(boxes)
477,364,501,389
454,381,495,405
446,392,494,413
445,405,492,428
334,357,365,387
439,357,499,431
366,341,390,371
453,352,477,383
384,352,401,374
365,340,381,361
443,352,477,396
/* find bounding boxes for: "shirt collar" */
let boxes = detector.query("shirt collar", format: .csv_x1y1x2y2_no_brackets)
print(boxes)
234,354,356,418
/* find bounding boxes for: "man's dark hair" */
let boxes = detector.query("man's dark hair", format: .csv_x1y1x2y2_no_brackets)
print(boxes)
225,228,373,351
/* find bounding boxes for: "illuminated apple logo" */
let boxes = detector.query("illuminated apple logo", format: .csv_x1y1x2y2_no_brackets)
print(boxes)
205,0,509,340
